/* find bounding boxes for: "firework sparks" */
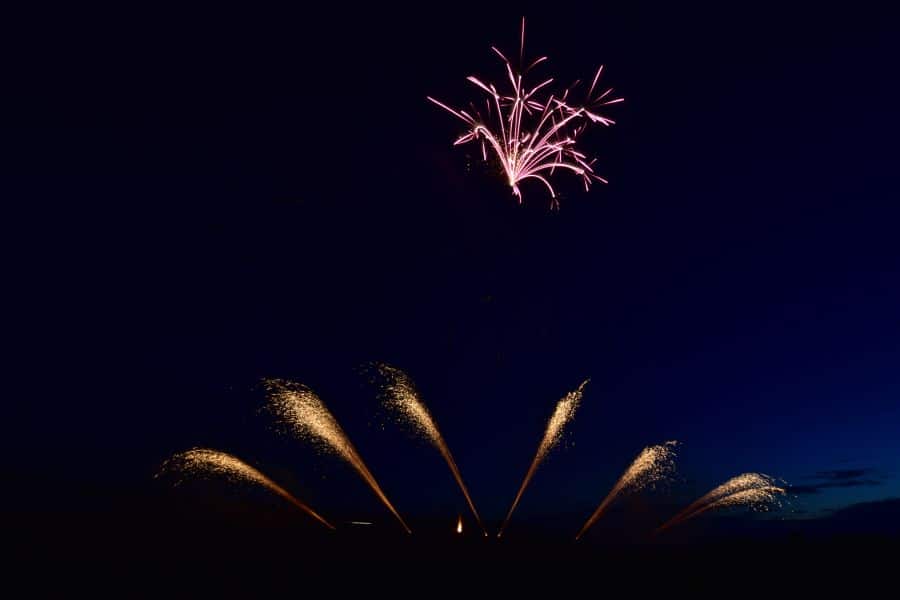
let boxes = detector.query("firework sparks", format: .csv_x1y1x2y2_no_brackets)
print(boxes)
428,17,621,208
656,473,786,533
375,364,488,536
265,379,411,534
575,441,678,540
498,379,589,537
158,448,334,530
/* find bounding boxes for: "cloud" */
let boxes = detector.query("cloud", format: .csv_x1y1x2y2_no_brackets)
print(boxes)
789,467,886,495
814,469,870,481
788,484,822,495
789,479,884,495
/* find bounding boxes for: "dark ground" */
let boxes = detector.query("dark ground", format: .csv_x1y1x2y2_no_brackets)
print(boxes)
11,490,899,596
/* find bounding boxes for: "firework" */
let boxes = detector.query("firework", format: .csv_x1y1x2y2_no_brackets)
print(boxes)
498,379,589,537
158,448,334,530
575,441,678,540
265,379,411,534
375,364,487,536
656,473,786,533
428,17,621,208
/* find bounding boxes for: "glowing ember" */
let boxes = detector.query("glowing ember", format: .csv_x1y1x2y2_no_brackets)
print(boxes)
656,473,786,533
457,515,463,534
498,379,589,537
575,441,678,540
158,448,334,530
265,379,411,534
428,17,621,208
375,364,487,536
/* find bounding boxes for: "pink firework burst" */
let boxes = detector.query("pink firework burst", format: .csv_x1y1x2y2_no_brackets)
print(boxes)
428,18,622,208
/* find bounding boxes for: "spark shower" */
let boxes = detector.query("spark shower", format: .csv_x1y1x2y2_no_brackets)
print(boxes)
428,18,622,207
158,372,785,539
155,22,786,542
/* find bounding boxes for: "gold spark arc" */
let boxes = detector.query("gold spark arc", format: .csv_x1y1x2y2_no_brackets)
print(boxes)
265,379,411,534
498,378,589,537
159,448,334,530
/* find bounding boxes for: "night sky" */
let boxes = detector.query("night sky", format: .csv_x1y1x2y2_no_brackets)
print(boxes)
10,3,900,541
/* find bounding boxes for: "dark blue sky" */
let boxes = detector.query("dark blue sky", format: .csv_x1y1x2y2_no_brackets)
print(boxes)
9,4,899,534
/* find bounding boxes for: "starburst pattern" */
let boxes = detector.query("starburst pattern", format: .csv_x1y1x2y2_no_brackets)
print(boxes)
429,18,621,207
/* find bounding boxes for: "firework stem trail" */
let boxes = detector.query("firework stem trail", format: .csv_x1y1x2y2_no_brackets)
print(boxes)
265,379,411,534
574,441,678,540
158,448,334,530
375,364,487,536
655,473,786,534
498,379,589,538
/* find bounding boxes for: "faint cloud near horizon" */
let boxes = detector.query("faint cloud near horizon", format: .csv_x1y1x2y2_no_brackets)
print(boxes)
784,466,893,519
789,467,887,495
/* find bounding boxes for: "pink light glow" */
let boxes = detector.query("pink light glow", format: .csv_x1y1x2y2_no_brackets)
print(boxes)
428,18,621,208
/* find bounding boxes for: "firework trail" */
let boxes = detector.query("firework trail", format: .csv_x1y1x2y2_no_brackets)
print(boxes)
265,379,411,534
428,17,622,208
375,364,487,536
575,441,678,540
158,448,334,530
656,473,786,533
498,379,589,537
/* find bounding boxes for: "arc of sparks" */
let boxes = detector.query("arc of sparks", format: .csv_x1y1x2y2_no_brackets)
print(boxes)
375,364,488,536
265,379,412,534
498,379,590,537
575,441,678,540
428,17,621,208
655,473,786,534
158,448,334,530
